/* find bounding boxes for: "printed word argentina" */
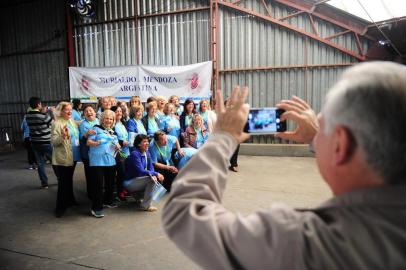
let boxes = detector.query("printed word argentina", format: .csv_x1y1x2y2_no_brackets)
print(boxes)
120,84,158,92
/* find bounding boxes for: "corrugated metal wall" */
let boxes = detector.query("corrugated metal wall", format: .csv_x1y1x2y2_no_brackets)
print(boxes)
74,0,210,67
0,0,371,144
0,0,68,144
217,1,370,143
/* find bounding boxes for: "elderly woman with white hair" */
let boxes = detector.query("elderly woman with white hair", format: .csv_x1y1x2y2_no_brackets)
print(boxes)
159,103,181,139
87,109,121,218
51,101,80,218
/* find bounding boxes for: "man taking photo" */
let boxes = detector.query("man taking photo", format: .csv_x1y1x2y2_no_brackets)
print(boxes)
161,61,406,269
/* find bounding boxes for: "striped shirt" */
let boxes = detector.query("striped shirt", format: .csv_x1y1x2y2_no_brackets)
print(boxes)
25,110,52,144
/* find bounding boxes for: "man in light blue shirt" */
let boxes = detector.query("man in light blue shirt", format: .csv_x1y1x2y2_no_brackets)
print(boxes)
149,131,184,191
72,99,83,123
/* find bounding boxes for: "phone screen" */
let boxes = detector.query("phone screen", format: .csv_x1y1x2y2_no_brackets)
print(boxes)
247,108,286,134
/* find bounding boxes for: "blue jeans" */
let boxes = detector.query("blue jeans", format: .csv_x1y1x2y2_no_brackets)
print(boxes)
31,144,53,186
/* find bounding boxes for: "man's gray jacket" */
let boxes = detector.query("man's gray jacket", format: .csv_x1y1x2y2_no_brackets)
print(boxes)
162,131,406,270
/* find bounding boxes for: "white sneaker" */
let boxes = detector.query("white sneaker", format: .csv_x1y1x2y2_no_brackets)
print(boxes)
91,210,105,218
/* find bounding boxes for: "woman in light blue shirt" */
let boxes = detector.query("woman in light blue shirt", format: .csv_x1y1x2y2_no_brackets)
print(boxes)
141,101,161,137
127,104,147,152
87,110,120,218
179,99,196,133
169,95,183,116
159,103,181,140
111,105,130,201
72,99,83,124
155,96,167,119
79,105,99,199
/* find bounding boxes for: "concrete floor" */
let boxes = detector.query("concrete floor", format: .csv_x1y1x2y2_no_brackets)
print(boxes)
0,149,331,270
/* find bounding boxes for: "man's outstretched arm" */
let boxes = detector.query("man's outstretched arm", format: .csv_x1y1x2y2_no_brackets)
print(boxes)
161,87,305,269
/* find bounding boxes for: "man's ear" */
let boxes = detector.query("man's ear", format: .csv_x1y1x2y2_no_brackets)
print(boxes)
333,126,356,165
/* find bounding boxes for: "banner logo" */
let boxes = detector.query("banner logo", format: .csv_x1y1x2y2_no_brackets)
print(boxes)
190,73,199,90
81,76,90,91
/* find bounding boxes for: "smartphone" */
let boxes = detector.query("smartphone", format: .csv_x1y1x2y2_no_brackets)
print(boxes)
246,107,286,134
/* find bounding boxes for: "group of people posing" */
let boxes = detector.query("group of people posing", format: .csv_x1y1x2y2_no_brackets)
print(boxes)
23,94,230,218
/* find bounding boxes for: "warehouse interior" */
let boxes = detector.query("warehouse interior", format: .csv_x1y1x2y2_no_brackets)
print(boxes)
0,1,405,269
1,0,405,146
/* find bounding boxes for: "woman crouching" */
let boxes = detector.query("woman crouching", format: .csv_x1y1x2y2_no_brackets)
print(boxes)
123,134,164,212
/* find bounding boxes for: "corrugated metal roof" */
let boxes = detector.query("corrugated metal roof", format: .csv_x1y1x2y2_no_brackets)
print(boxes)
328,0,406,22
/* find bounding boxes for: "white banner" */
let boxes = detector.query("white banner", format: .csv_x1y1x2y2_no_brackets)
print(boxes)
69,61,212,102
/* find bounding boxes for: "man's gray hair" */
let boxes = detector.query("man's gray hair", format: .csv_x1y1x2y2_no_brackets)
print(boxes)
323,61,406,185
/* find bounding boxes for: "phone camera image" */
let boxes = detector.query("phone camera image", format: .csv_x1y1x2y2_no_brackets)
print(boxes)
247,108,286,134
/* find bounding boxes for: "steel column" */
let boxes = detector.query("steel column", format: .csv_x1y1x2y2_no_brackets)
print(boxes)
210,0,220,98
215,1,220,92
134,0,139,65
66,6,75,66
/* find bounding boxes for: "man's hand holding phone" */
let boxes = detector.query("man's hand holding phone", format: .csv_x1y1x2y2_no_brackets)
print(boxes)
246,108,287,134
275,96,319,143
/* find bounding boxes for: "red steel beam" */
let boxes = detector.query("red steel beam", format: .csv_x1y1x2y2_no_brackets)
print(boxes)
219,63,355,73
354,32,363,56
308,13,319,36
218,1,365,61
304,37,309,100
366,15,406,30
325,29,351,40
278,10,305,21
261,0,272,17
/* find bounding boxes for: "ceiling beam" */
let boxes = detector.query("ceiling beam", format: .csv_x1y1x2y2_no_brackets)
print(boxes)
272,0,367,36
218,1,365,61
